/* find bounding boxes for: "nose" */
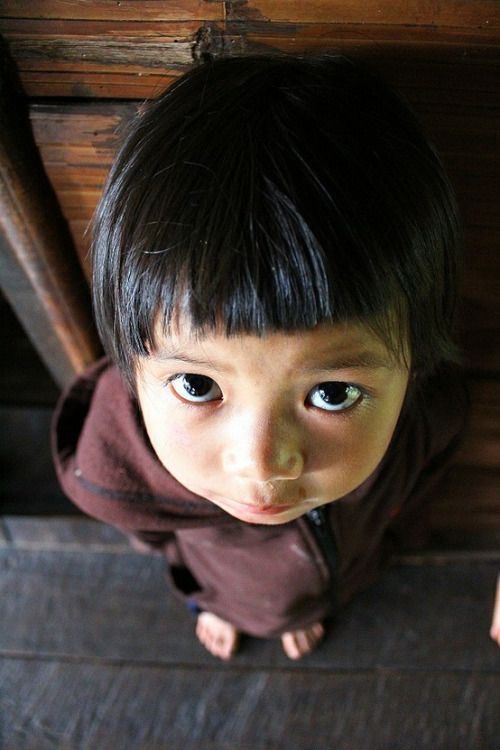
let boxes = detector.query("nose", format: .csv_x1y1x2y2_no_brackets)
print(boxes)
222,410,305,482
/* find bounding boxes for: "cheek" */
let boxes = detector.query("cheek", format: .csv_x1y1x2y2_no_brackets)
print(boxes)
136,376,223,478
145,408,215,475
168,422,197,451
149,417,187,457
315,423,380,472
313,400,404,487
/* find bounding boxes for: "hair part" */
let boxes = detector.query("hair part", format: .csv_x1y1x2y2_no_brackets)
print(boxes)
92,53,463,391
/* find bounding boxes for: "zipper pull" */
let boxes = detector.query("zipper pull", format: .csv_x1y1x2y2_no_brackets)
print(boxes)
307,506,326,526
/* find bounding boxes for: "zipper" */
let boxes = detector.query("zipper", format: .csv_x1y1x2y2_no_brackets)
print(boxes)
305,505,338,609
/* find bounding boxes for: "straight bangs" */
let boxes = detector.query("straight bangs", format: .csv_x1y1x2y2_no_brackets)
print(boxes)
92,54,461,388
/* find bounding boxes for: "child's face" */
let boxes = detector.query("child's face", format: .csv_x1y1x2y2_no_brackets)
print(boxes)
135,318,410,525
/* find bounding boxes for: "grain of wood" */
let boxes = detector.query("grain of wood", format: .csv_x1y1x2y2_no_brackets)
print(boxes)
0,18,203,37
0,658,498,749
2,0,497,27
2,516,126,549
227,0,500,27
0,1,224,22
10,37,196,67
1,4,499,98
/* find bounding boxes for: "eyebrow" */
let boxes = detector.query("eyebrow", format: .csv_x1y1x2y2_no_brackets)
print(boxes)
152,351,224,372
151,349,393,373
304,351,394,372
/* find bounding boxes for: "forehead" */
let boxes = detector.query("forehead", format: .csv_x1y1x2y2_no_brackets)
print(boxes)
147,317,404,374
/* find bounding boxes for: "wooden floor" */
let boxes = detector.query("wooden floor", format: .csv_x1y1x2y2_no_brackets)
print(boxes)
1,514,499,750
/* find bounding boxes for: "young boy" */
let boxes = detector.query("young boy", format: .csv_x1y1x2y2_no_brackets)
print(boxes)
53,53,470,661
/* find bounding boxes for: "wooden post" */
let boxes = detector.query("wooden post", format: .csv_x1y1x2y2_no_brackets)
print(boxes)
0,37,101,389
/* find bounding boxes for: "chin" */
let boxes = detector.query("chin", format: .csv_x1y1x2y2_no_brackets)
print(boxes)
231,512,299,526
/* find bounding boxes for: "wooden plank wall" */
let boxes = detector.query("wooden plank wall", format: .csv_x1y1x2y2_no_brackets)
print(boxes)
0,1,498,537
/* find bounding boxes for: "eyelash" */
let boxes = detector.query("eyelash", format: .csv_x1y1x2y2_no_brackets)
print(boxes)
164,374,372,413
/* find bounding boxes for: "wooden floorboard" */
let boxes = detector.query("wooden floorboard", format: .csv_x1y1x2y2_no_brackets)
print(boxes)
1,517,499,748
3,515,127,549
1,658,498,750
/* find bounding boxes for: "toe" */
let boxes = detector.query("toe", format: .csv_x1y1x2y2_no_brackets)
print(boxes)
281,633,301,660
281,622,325,660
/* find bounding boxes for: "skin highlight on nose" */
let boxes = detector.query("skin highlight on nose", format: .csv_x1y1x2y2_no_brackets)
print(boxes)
222,416,305,483
223,443,304,483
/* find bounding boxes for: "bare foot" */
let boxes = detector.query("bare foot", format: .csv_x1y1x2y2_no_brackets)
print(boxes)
281,622,325,660
490,573,500,646
196,612,240,660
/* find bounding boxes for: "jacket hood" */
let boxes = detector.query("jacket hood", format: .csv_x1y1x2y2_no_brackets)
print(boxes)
52,357,231,531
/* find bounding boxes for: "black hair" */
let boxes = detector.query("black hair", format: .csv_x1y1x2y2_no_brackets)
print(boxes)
92,53,462,390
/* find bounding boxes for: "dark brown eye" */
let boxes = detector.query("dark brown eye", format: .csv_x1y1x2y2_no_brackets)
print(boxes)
308,382,362,411
170,374,222,403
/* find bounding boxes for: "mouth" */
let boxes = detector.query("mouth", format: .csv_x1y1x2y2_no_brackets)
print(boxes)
205,491,295,516
232,502,294,516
